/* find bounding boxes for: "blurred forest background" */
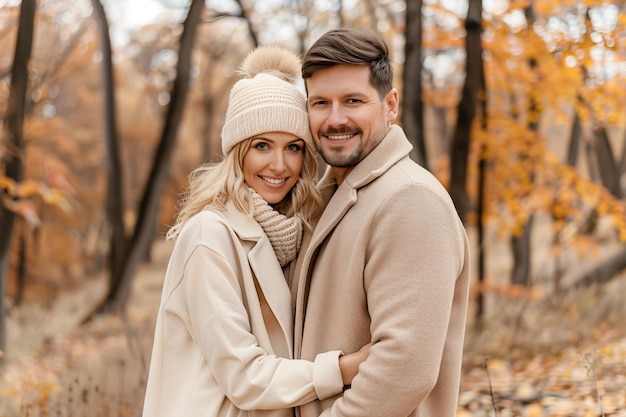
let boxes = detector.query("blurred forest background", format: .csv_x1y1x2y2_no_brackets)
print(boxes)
1,0,626,416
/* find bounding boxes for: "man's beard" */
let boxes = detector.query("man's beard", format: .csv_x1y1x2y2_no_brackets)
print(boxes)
318,141,364,168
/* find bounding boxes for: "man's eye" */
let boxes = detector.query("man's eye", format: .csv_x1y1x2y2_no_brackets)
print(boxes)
346,98,362,104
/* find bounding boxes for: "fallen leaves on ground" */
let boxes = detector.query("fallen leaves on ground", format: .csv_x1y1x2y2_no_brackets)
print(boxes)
458,335,626,416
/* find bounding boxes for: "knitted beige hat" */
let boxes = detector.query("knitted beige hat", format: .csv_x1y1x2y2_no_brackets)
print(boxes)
221,46,313,155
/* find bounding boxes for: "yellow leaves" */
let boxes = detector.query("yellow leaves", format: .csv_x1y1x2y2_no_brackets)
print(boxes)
467,109,626,253
20,380,62,415
0,175,15,191
476,0,626,128
460,335,626,416
1,197,41,227
0,174,75,226
522,403,544,417
552,203,567,219
577,81,626,127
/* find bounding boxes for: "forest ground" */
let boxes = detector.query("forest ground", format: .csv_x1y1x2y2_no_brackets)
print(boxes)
1,238,626,417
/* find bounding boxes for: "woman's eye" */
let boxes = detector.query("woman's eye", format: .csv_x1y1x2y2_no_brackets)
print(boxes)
254,142,269,150
287,143,303,152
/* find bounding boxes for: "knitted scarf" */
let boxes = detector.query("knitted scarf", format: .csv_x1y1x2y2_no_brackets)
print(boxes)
249,188,303,267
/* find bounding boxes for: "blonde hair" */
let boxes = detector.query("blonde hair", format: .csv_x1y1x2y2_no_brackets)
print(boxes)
167,138,323,240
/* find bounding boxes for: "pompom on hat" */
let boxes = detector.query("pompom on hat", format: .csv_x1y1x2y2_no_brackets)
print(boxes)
221,46,313,155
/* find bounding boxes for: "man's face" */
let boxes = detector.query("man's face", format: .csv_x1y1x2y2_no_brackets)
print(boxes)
306,64,398,177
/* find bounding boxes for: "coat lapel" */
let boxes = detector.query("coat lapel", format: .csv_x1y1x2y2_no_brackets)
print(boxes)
306,125,413,266
248,236,294,349
310,178,357,251
220,202,294,353
293,165,359,354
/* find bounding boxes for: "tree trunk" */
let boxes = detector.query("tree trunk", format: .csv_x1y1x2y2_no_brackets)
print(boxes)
14,228,26,306
508,5,540,288
474,70,488,326
234,0,259,47
585,136,602,185
510,219,533,286
449,0,483,222
475,149,487,329
618,124,626,196
0,0,36,354
564,118,626,287
566,111,582,166
90,0,127,297
401,0,428,169
570,244,626,288
592,126,621,198
87,0,205,317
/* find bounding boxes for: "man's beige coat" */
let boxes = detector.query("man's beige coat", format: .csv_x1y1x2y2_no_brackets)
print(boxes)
291,125,471,417
142,202,344,417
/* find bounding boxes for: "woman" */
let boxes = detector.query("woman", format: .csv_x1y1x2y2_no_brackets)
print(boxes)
142,46,367,417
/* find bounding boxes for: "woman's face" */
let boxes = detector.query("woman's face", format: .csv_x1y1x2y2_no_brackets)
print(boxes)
243,132,305,204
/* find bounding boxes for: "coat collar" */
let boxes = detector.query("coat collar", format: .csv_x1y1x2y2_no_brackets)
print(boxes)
343,124,413,189
219,200,264,241
311,125,413,246
217,201,294,352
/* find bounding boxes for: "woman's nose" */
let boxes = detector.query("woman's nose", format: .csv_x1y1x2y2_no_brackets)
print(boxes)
269,152,286,172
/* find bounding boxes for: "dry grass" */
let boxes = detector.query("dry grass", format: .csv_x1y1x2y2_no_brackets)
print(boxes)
0,241,170,417
2,313,153,417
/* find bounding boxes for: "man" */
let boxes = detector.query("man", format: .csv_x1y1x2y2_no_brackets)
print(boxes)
290,28,471,417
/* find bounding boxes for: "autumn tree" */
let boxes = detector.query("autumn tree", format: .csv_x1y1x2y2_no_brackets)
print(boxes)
89,0,206,316
401,0,427,168
90,0,127,311
472,2,626,294
508,4,540,289
449,0,485,224
445,0,487,322
0,0,37,353
409,1,626,323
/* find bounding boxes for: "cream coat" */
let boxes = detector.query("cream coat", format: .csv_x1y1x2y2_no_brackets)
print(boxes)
291,125,471,417
142,202,344,417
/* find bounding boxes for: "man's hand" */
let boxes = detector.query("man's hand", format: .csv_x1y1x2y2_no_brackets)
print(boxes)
339,343,371,385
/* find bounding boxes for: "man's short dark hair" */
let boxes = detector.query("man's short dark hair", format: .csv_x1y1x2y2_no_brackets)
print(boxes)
302,28,393,98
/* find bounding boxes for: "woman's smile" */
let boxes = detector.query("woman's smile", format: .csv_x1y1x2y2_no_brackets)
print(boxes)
243,132,304,204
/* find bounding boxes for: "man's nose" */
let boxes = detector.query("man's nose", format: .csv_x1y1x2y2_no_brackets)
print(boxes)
328,103,348,126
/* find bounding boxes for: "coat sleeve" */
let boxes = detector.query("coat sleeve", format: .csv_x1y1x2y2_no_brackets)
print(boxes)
178,244,344,410
324,184,468,416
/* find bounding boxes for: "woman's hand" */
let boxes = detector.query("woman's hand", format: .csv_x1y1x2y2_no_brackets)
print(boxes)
338,343,371,385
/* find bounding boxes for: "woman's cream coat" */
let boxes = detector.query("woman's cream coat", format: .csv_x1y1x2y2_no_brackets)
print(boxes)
142,202,344,417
